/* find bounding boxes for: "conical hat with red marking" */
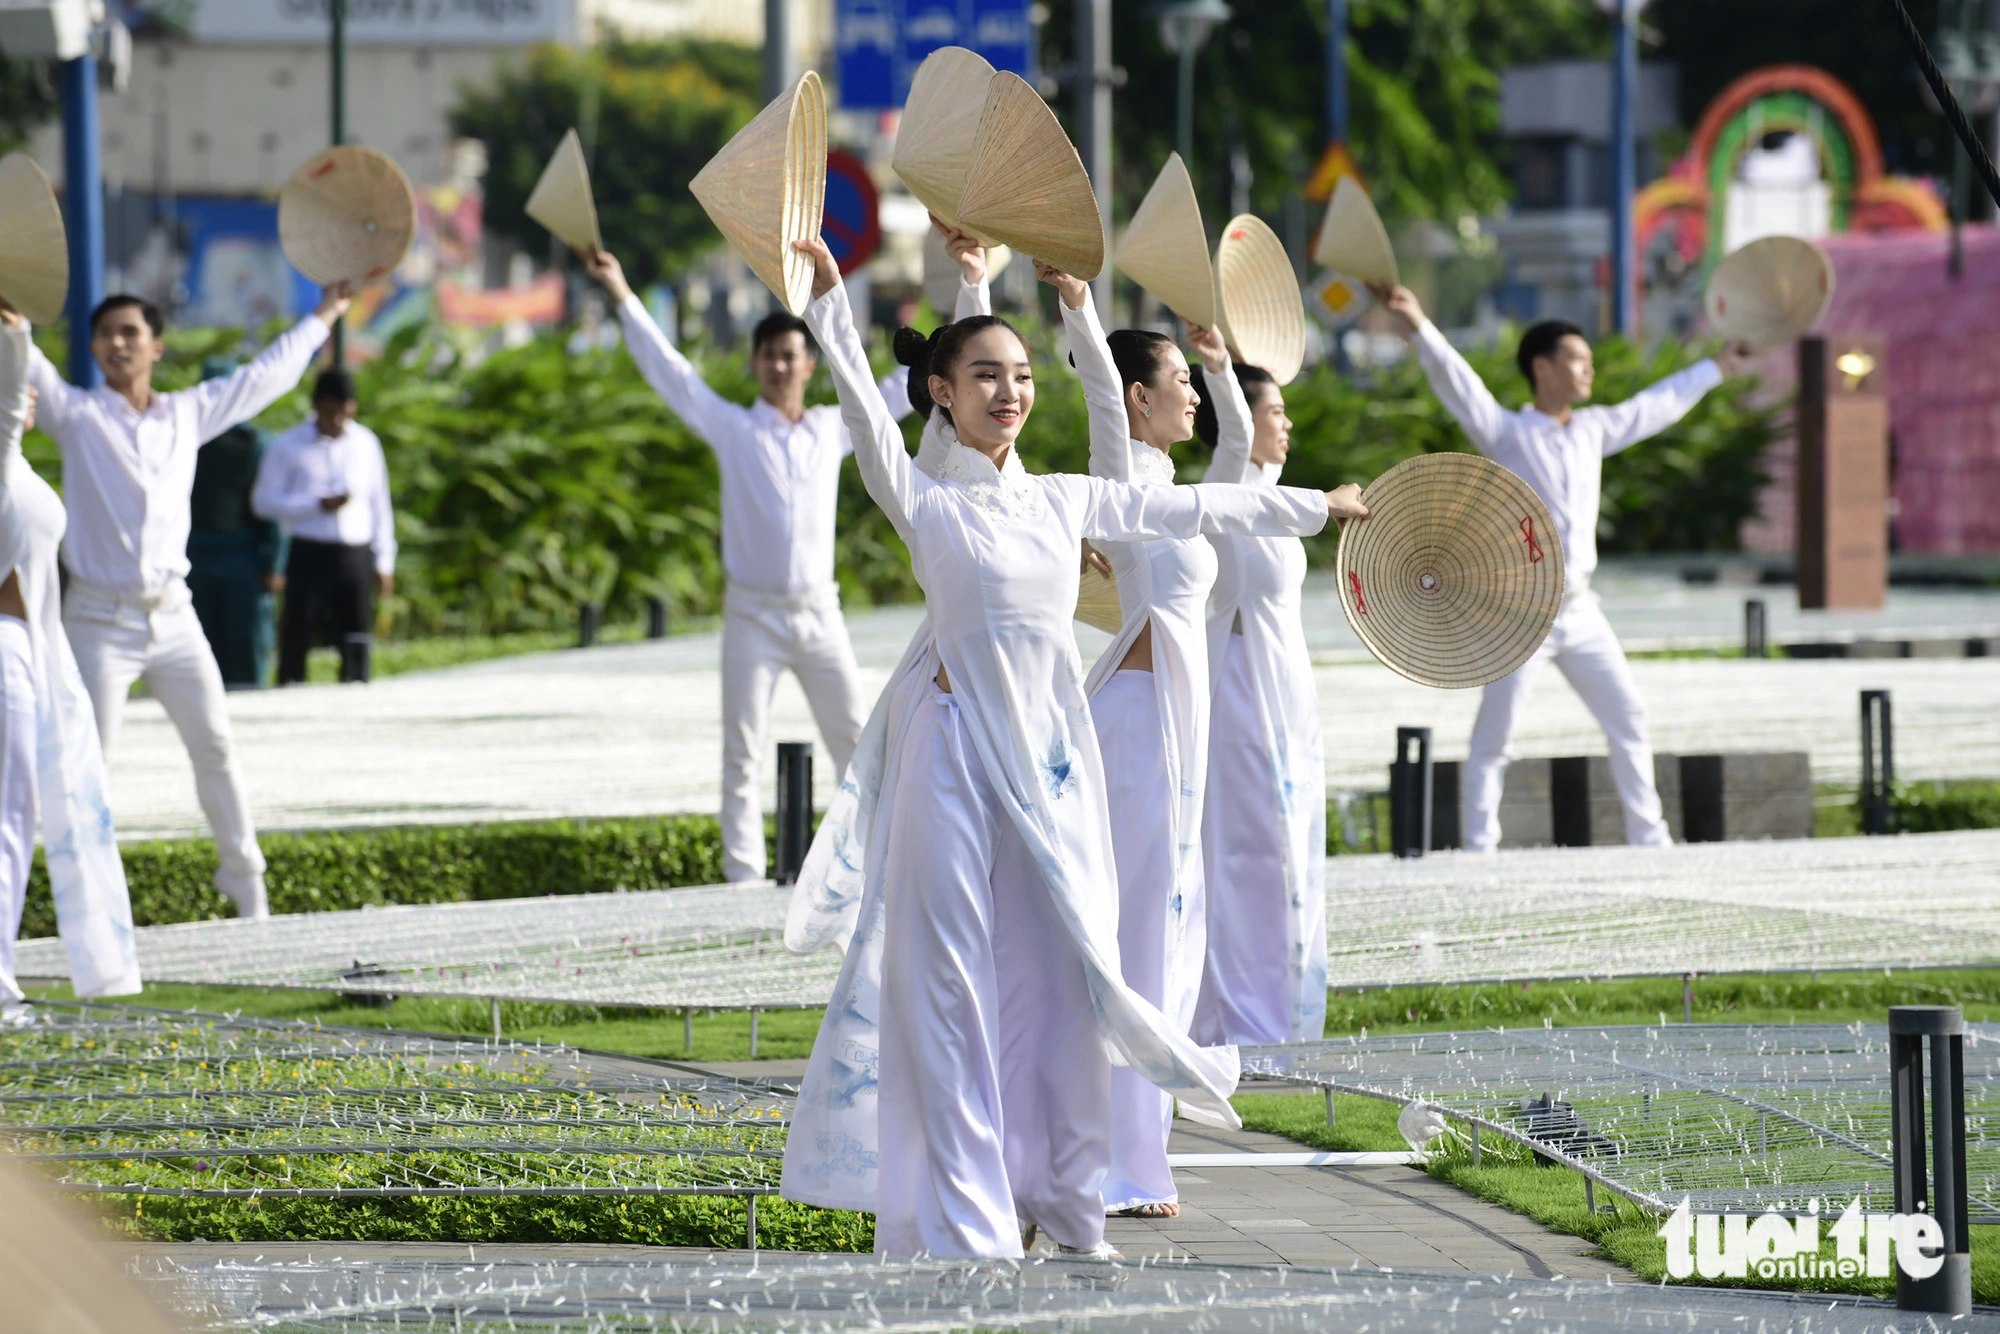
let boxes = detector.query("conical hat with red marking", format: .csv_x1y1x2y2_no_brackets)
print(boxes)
1214,213,1304,385
278,145,416,288
1705,235,1833,350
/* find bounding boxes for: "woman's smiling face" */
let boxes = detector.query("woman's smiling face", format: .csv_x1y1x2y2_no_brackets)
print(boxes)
931,325,1037,454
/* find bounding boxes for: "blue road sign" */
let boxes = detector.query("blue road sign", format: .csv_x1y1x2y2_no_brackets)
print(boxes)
822,149,882,275
835,0,1034,111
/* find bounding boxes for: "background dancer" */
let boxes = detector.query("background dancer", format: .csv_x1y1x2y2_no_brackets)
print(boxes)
781,235,1361,1261
0,303,140,1002
26,287,348,919
1082,320,1254,1221
581,246,983,885
1188,351,1329,1045
1377,284,1743,852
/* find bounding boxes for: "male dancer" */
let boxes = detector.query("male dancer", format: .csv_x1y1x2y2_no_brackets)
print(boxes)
1376,285,1744,851
28,286,349,916
583,250,984,883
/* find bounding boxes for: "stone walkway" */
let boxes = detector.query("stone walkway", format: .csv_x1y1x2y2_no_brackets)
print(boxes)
105,568,2000,840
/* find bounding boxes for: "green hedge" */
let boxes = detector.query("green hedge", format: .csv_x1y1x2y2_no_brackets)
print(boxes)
20,814,734,939
1880,780,2000,835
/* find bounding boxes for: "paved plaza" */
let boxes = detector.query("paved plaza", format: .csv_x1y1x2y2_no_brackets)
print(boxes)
104,567,2000,839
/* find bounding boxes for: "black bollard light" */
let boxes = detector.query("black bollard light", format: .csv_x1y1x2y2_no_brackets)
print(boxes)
646,596,669,640
1389,727,1433,859
340,633,373,684
1861,689,1894,835
1889,1005,1971,1315
578,602,601,649
1743,598,1768,659
775,742,813,885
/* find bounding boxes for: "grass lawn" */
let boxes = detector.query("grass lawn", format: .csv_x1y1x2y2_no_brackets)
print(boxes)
297,620,691,683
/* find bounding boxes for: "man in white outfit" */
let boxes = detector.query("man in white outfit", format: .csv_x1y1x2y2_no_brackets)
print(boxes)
1378,286,1744,852
27,287,349,917
581,251,921,883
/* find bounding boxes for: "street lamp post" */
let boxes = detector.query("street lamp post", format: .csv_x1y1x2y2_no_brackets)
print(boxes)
1151,0,1232,170
329,0,347,365
1607,0,1638,338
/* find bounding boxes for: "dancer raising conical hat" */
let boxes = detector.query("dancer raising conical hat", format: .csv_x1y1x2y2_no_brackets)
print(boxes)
1375,283,1749,853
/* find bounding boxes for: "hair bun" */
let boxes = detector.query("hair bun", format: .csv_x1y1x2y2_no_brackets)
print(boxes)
893,326,931,369
894,325,944,417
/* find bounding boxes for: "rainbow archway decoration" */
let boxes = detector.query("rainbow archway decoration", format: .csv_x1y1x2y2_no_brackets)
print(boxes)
1635,65,1946,277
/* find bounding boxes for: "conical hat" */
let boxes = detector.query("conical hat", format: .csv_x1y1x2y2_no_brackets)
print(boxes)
1214,213,1305,385
1335,451,1566,689
922,228,1011,316
894,45,996,234
278,145,416,289
1115,153,1215,328
0,154,67,325
0,1163,178,1333
525,128,601,253
691,70,828,317
955,73,1104,280
1704,236,1833,350
1074,563,1123,634
1313,174,1398,287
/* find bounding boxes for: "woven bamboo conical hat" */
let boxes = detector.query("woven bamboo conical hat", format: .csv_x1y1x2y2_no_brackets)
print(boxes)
894,45,996,234
1074,563,1124,634
277,145,416,289
525,128,601,253
0,153,67,325
1335,452,1566,689
1313,174,1398,287
1214,213,1304,385
1115,153,1215,328
691,70,828,316
1704,235,1833,350
922,228,1011,315
955,72,1104,280
0,1163,178,1333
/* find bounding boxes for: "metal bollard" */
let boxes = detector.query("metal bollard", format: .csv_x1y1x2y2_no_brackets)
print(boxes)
1743,599,1767,659
646,595,669,640
1889,1005,1971,1315
578,602,602,648
775,743,813,884
1389,727,1433,859
1861,690,1894,835
340,632,373,683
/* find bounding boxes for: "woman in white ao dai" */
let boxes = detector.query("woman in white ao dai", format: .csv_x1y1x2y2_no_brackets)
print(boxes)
778,238,1347,1261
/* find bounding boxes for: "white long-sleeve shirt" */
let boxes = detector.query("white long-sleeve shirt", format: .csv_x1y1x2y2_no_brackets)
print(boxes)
1409,321,1721,589
252,419,398,575
27,315,330,597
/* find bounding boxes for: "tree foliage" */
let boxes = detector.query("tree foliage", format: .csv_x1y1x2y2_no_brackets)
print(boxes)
450,38,763,289
0,56,59,155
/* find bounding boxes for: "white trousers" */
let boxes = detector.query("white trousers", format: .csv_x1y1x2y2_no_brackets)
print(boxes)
64,583,268,917
1095,671,1179,1212
1463,593,1670,853
1197,637,1295,1045
0,617,37,1002
877,680,1110,1258
719,587,867,883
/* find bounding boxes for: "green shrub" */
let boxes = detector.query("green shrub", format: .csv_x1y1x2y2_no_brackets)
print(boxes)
1882,780,2000,834
19,813,737,938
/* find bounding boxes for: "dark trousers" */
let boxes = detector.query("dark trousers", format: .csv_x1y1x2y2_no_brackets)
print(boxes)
187,531,278,687
279,538,375,685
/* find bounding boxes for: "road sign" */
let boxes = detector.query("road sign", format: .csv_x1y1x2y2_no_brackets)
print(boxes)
836,0,1034,111
823,149,883,275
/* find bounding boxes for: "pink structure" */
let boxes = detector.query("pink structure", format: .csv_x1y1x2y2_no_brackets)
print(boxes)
1740,224,2000,557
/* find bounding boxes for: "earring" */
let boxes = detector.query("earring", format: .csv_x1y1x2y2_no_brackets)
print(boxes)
1142,407,1152,418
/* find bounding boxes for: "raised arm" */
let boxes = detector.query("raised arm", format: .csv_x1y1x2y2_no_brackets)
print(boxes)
1038,266,1130,483
581,249,745,449
1409,320,1510,453
0,318,31,470
1193,327,1256,485
189,313,333,444
1590,358,1724,457
22,339,88,443
1063,473,1333,545
799,251,921,543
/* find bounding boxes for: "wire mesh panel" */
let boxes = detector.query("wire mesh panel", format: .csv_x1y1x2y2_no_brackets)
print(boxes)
13,885,844,1011
0,1004,788,1199
1246,1022,2000,1217
135,1251,1978,1332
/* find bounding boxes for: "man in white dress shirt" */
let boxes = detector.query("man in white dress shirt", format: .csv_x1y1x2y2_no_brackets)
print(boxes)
580,251,876,884
27,286,349,917
253,368,397,686
1378,285,1744,852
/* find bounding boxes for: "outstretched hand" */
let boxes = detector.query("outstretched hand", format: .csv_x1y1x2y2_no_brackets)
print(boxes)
0,298,22,330
1325,483,1370,522
1368,284,1424,338
793,237,841,301
1715,339,1757,377
1033,260,1089,311
1185,322,1229,373
314,283,353,325
933,215,987,286
582,248,634,304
